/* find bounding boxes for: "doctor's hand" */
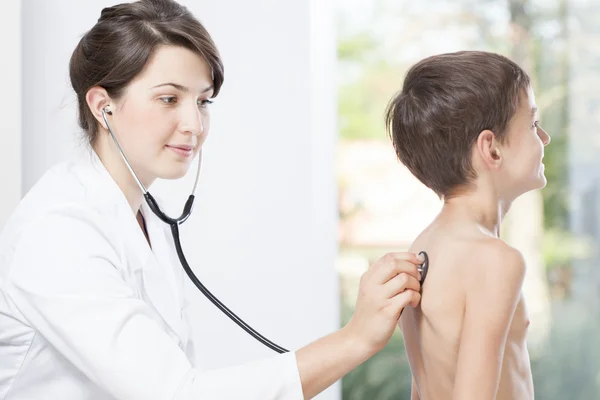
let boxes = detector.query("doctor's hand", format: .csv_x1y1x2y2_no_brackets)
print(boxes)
296,251,422,399
346,252,422,355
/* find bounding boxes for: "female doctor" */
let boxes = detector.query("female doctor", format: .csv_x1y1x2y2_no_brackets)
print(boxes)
0,0,423,399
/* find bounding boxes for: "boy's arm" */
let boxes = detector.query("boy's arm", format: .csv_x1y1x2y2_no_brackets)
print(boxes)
452,243,525,400
411,376,420,400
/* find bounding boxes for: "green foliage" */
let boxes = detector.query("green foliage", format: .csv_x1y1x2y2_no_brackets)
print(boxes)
338,32,378,62
531,300,600,398
341,305,413,399
542,228,593,269
338,61,399,141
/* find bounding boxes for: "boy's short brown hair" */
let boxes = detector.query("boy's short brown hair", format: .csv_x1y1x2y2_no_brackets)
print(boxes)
385,51,530,198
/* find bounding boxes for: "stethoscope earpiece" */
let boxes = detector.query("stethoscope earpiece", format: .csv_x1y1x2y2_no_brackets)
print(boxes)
103,106,113,116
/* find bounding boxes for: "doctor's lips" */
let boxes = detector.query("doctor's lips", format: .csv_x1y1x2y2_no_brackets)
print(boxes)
165,144,195,157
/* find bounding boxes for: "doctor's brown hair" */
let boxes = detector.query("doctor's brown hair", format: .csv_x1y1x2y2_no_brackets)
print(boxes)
385,51,530,199
69,0,223,145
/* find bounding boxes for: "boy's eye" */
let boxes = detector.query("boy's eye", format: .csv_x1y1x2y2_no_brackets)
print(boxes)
532,120,539,129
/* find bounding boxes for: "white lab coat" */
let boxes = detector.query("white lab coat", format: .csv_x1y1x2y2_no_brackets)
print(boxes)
0,150,303,399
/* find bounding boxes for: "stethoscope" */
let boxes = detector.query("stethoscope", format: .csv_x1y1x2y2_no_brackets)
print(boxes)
101,107,429,354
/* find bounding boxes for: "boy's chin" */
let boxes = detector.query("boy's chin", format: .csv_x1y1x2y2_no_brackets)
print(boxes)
535,173,548,189
521,175,548,194
511,176,547,199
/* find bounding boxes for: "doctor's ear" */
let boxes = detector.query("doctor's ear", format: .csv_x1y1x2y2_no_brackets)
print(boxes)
476,129,503,169
85,86,113,129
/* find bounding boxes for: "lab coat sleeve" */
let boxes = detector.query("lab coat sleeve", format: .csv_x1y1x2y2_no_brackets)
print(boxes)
5,207,304,400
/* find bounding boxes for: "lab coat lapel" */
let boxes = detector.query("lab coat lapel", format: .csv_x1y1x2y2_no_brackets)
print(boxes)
137,201,184,343
75,150,184,344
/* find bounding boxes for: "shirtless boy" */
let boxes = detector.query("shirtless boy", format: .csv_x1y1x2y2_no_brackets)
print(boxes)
385,51,550,399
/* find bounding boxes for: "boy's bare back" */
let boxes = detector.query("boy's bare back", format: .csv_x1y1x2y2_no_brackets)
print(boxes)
401,215,533,399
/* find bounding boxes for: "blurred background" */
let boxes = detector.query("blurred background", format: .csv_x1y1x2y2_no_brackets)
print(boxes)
1,0,599,399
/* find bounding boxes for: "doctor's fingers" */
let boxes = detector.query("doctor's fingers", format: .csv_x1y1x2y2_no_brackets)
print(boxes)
391,288,421,312
367,252,421,284
382,273,420,299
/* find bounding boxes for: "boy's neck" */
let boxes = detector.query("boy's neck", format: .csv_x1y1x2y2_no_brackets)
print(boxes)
442,190,511,237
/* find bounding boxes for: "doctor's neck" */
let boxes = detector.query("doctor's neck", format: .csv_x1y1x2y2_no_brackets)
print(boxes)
93,136,155,215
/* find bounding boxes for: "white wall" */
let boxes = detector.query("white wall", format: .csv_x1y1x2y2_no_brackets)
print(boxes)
0,1,22,229
21,0,95,192
20,0,339,398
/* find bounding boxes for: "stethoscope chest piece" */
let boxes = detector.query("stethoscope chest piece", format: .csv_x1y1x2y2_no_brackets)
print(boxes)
417,251,429,287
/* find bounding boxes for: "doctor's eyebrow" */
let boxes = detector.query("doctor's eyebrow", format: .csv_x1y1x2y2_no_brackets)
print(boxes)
150,82,214,94
530,106,538,115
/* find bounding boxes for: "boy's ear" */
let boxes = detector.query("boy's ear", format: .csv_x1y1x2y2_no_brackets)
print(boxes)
475,129,502,169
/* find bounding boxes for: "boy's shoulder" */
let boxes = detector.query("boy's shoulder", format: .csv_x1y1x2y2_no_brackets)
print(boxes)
464,237,526,292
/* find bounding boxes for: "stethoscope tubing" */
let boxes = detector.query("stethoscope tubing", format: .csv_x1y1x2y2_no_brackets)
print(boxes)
101,108,428,354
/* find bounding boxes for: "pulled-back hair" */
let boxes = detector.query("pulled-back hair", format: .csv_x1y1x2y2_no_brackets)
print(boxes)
69,0,224,144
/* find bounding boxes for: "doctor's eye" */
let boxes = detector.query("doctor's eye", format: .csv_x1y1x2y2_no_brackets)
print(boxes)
159,96,178,105
197,99,213,108
532,120,540,129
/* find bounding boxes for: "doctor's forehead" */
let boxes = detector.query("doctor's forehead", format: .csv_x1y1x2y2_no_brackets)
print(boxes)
130,45,214,93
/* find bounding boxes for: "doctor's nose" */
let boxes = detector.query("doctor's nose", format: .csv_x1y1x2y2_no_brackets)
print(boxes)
180,105,205,136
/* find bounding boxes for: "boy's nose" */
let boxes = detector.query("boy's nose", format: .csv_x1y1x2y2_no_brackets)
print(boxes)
539,126,551,146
